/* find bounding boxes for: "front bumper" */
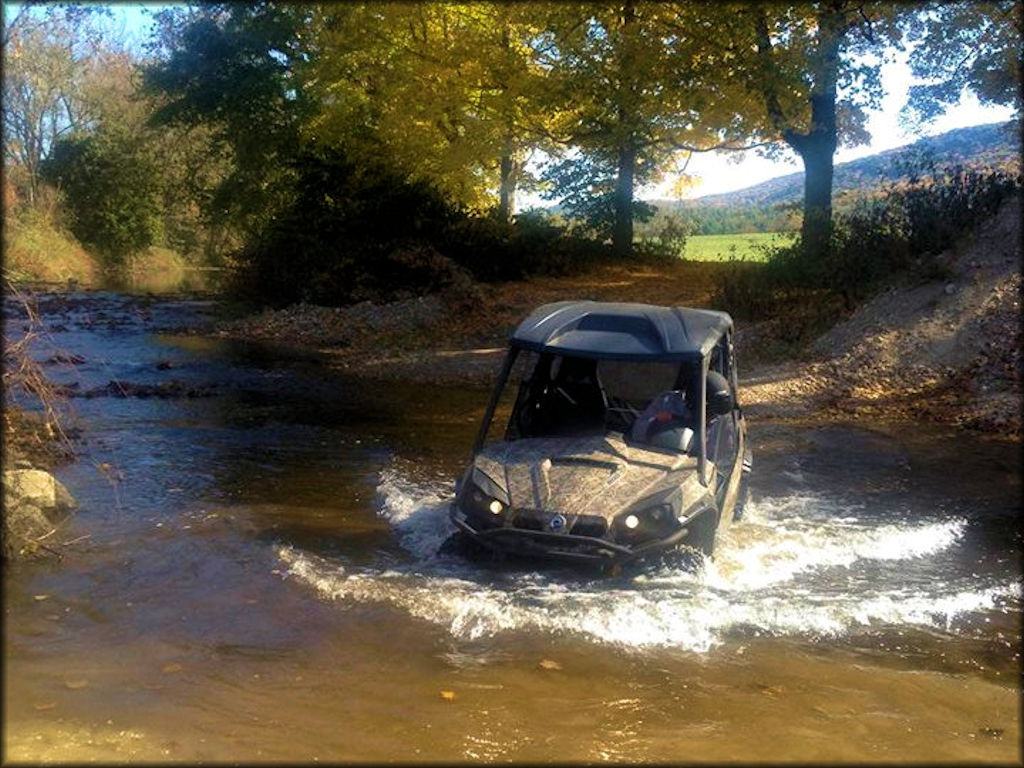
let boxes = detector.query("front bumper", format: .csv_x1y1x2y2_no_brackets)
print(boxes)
449,506,690,565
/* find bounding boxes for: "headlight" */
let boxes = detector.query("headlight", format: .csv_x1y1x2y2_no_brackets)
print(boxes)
614,501,680,543
460,468,510,528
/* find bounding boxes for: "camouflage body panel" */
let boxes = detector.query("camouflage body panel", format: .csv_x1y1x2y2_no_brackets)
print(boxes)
473,433,708,529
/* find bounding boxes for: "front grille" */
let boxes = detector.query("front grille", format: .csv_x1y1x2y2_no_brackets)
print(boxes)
512,513,543,531
511,511,608,537
571,515,608,538
467,510,502,530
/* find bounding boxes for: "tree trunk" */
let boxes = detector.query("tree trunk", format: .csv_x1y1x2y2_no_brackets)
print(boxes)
758,5,842,259
497,134,515,223
496,20,516,224
612,0,637,259
612,140,635,257
795,132,835,257
796,9,841,257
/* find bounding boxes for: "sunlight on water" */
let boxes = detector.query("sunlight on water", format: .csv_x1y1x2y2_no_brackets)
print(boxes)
276,464,1021,653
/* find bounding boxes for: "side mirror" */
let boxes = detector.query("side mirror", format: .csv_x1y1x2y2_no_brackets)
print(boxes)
706,370,733,417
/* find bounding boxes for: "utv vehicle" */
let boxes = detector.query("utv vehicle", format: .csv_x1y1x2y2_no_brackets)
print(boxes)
447,301,752,569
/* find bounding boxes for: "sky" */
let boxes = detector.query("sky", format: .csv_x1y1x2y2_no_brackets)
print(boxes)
654,50,1016,202
84,3,1020,204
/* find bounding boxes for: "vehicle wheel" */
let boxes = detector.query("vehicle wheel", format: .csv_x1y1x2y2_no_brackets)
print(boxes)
661,546,704,572
734,448,753,522
601,560,624,578
686,507,719,557
438,531,488,561
733,472,751,522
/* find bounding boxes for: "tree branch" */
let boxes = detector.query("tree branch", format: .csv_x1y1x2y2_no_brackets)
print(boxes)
753,9,790,136
666,137,779,153
856,5,876,43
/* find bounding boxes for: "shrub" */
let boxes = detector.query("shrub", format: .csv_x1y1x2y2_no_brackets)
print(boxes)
230,148,615,306
230,148,461,306
2,279,75,466
714,161,1022,321
42,128,164,266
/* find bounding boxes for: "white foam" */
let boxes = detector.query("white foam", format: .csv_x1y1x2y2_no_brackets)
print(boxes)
374,465,456,559
703,496,967,592
275,466,1022,653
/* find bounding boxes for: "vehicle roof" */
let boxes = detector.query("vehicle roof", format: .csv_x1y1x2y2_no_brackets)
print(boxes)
510,301,732,361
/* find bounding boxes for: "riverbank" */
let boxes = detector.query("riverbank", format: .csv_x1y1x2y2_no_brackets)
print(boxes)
3,212,206,291
213,260,728,384
211,199,1020,438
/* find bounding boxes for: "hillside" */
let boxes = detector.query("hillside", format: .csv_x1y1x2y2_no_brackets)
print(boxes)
641,120,1021,235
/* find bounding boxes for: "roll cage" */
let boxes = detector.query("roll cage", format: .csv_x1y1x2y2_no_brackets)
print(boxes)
470,302,736,488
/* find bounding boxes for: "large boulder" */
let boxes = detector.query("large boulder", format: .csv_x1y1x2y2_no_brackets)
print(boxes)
3,469,76,560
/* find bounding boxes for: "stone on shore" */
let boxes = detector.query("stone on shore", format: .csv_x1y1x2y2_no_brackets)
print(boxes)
3,469,76,560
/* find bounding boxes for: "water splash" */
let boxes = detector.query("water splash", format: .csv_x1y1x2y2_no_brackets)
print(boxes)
276,465,1021,652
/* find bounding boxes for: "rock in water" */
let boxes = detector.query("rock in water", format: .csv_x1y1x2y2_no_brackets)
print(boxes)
3,469,76,560
4,469,75,511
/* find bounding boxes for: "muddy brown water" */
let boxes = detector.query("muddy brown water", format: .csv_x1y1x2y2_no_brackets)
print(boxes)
3,289,1021,762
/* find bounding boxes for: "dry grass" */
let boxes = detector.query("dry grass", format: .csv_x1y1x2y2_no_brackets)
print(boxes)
3,214,100,285
2,278,76,467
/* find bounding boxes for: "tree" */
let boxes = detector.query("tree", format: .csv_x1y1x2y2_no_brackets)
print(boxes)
143,3,315,240
715,2,905,257
902,1,1021,123
92,44,232,260
42,125,163,263
307,2,558,219
536,3,668,254
538,3,758,256
2,4,111,206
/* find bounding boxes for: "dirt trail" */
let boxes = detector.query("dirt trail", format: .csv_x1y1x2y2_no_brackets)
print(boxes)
213,199,1020,436
214,260,724,384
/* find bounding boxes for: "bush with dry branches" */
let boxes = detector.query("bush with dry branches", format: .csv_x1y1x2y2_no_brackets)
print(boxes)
3,277,75,468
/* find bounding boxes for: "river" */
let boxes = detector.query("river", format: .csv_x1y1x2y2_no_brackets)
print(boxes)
3,286,1020,762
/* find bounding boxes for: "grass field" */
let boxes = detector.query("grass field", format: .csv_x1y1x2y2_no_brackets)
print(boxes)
682,231,796,262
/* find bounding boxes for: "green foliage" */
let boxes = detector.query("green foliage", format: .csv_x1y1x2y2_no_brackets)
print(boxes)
903,1,1021,123
647,211,694,255
42,128,163,264
442,207,611,281
715,161,1022,321
541,152,656,240
231,147,613,306
143,3,313,239
230,147,456,305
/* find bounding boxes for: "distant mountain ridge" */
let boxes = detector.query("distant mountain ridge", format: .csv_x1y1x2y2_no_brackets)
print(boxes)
638,120,1020,234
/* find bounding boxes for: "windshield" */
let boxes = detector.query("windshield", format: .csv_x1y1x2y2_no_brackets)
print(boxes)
500,351,696,444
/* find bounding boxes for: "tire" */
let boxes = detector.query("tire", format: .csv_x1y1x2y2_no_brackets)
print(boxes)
733,472,751,522
438,531,488,561
685,507,719,557
734,447,753,522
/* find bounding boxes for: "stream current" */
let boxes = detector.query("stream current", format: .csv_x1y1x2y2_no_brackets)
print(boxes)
3,287,1021,762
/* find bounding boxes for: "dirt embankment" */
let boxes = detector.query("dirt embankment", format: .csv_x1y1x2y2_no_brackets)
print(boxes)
739,197,1021,436
214,199,1021,436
